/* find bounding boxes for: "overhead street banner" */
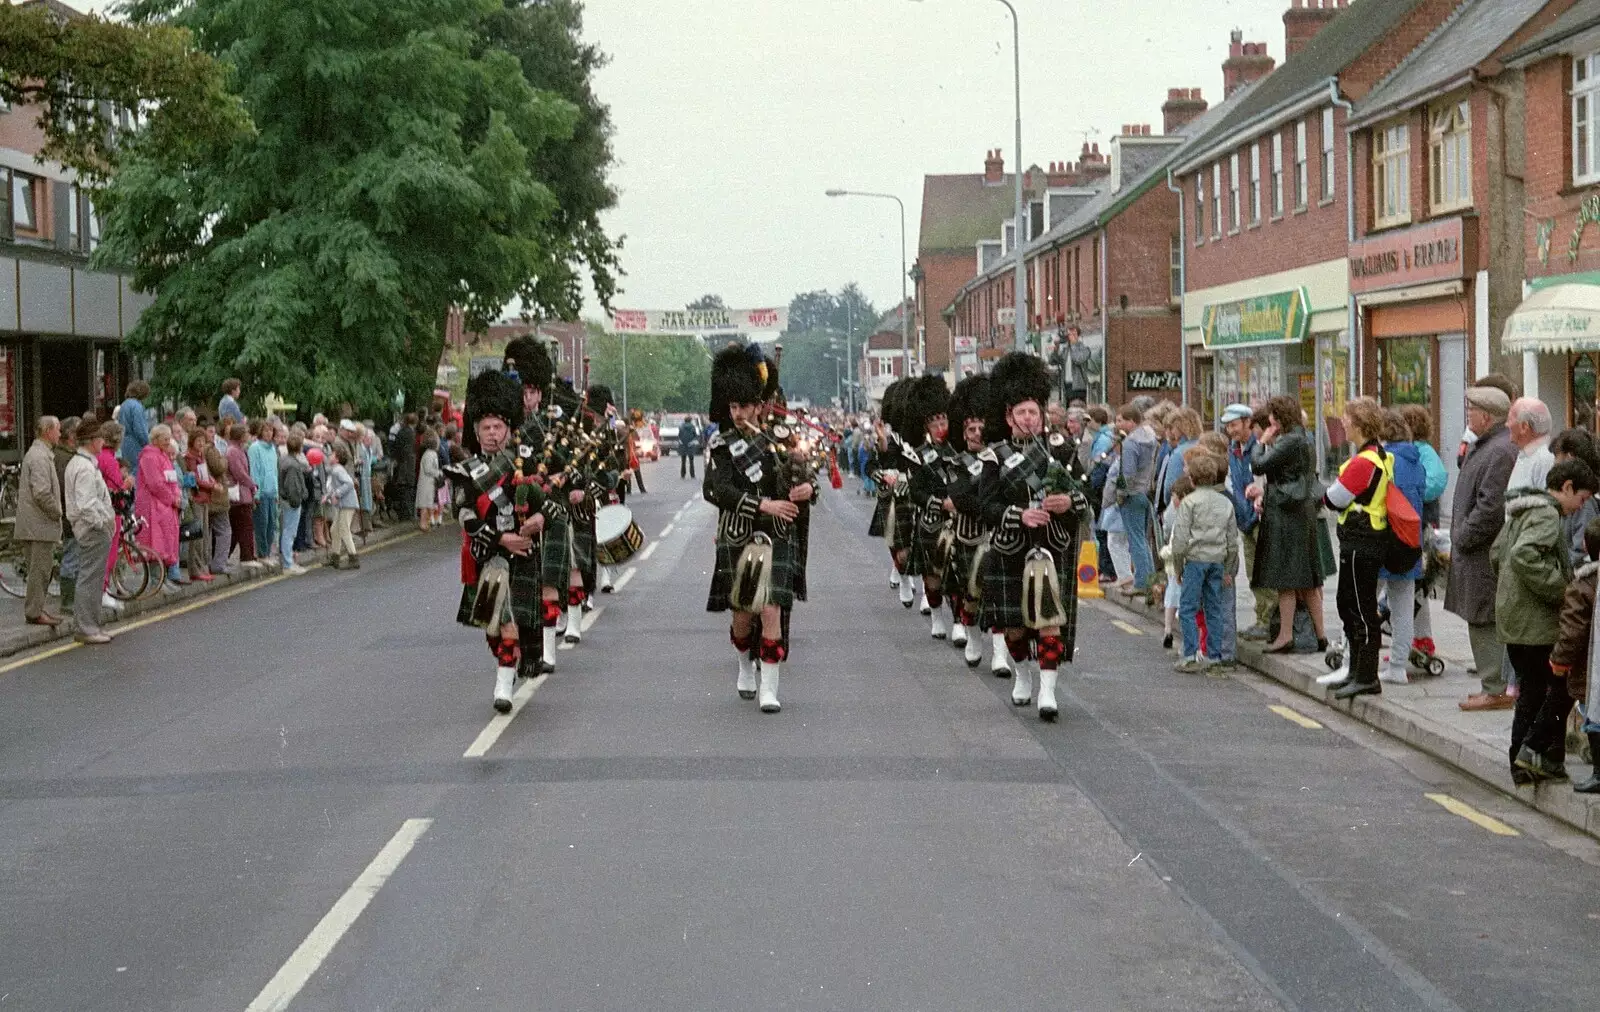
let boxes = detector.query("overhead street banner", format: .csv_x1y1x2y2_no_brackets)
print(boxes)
606,307,788,335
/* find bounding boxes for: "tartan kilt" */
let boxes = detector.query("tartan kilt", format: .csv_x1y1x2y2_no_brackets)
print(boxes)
907,512,951,579
706,530,797,612
538,515,574,587
506,552,542,634
978,526,1081,660
889,498,916,552
868,493,890,538
572,515,598,590
949,537,984,600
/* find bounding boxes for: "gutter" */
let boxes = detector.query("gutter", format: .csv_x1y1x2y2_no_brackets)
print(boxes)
1167,167,1188,408
1173,82,1336,178
1346,72,1473,131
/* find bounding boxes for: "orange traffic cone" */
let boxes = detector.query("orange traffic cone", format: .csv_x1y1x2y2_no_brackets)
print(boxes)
1076,538,1104,599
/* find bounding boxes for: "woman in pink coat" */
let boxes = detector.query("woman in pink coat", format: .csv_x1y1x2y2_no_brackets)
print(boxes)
135,425,186,584
95,420,134,603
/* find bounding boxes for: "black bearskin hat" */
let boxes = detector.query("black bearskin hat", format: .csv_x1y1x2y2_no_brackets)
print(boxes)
949,374,1003,444
502,336,553,392
899,375,951,442
462,369,524,454
879,377,908,435
709,344,765,426
586,384,615,415
989,352,1053,429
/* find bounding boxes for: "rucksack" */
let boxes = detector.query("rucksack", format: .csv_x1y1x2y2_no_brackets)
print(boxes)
1375,451,1422,572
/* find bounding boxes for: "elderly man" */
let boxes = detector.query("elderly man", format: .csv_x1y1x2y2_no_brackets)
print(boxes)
1219,403,1275,638
1506,397,1555,491
65,420,115,645
1446,386,1520,711
17,416,63,626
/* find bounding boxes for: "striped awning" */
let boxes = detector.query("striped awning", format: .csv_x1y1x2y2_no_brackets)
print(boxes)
1503,282,1600,353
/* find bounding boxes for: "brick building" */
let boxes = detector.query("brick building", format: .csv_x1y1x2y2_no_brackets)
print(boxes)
1174,0,1465,467
859,302,913,404
0,0,149,459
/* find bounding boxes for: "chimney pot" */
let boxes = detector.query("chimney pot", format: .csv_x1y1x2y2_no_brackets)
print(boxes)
1222,30,1276,97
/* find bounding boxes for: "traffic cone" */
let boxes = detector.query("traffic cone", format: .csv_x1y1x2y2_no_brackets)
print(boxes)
1076,538,1104,599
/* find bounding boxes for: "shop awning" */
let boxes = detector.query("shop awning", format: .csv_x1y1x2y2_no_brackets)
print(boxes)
1503,281,1600,353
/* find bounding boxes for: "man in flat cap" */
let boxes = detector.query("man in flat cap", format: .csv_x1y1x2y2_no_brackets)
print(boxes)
1446,385,1518,711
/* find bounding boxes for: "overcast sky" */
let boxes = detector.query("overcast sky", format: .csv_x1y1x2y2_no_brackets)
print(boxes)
76,0,1295,320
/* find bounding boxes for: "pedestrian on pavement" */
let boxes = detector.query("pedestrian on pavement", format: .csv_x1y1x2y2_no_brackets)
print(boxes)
1506,397,1556,492
324,443,360,569
1552,428,1600,566
679,414,700,479
64,421,115,645
1156,408,1202,517
183,430,218,583
1397,405,1448,661
201,421,234,575
1252,395,1327,653
1447,386,1519,711
1321,398,1393,698
52,417,79,613
1378,408,1428,685
1084,406,1117,581
365,426,389,529
1114,403,1159,593
249,420,280,565
17,416,63,627
135,425,185,588
1099,435,1132,589
94,421,131,614
278,432,311,573
416,431,442,531
1494,459,1597,782
388,412,417,524
1170,451,1238,673
1550,516,1600,793
218,378,245,428
226,422,259,569
1220,404,1271,639
116,380,151,474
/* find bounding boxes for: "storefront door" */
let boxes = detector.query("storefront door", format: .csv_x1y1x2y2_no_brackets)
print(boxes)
1571,352,1600,433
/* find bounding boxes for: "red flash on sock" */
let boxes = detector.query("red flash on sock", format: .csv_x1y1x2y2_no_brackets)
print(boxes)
759,638,786,664
490,637,518,666
1037,635,1066,669
731,629,754,653
1007,636,1033,662
568,587,587,606
542,600,563,626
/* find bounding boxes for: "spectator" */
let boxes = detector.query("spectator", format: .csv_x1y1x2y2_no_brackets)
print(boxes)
1321,398,1392,698
64,421,115,645
1099,433,1133,589
1551,428,1600,566
1551,516,1600,793
226,422,259,569
1159,473,1194,652
1496,459,1598,782
173,408,198,452
218,378,245,427
248,420,280,565
366,426,389,529
183,430,218,583
1506,397,1556,491
324,443,360,569
1457,373,1520,466
1171,450,1238,673
1084,406,1116,581
1448,386,1519,711
416,431,442,531
1398,403,1448,662
388,412,417,522
200,420,234,575
94,421,131,614
135,424,185,587
1252,396,1327,652
679,414,701,479
278,432,312,574
1377,408,1427,685
355,422,376,539
1114,403,1159,593
17,416,63,627
52,417,80,613
117,380,151,473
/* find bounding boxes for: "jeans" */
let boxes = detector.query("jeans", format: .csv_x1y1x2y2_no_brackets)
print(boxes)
1336,540,1384,684
1180,561,1234,660
280,503,302,565
253,494,277,561
1507,642,1568,767
1122,492,1155,589
295,500,313,552
1382,577,1415,677
73,528,111,636
680,451,696,478
209,510,232,573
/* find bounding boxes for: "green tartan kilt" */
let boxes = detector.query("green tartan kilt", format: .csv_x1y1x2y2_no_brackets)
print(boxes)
571,513,597,590
706,533,797,612
539,515,574,587
889,499,916,552
949,538,984,600
868,494,890,538
907,514,951,579
978,530,1081,659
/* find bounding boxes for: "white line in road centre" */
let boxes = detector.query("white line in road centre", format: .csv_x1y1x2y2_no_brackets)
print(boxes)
639,542,658,561
463,674,549,758
246,818,434,1012
556,605,605,651
615,567,636,591
659,523,675,538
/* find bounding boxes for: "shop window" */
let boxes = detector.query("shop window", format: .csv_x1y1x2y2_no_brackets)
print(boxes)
1228,152,1241,231
1381,337,1432,407
1572,353,1600,433
1429,99,1472,212
0,346,18,457
1321,108,1335,201
1576,52,1600,186
1270,133,1284,217
1373,120,1411,228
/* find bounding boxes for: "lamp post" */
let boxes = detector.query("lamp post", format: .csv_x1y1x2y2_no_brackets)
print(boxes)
824,351,843,406
826,189,911,377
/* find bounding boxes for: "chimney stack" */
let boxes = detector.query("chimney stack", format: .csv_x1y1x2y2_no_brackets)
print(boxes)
1077,142,1110,183
1283,0,1346,61
1162,88,1209,135
1222,29,1276,97
983,148,1005,184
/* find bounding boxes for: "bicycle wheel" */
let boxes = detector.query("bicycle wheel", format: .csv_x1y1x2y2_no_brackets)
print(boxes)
0,536,25,598
138,549,166,599
109,542,149,601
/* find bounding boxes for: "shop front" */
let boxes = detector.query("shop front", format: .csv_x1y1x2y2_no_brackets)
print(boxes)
1351,216,1473,464
1502,273,1600,433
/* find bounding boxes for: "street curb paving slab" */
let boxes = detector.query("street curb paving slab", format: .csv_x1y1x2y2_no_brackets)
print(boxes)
1104,588,1600,842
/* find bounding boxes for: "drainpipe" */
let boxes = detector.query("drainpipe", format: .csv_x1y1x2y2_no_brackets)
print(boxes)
1099,226,1110,405
1331,77,1356,479
1167,167,1188,410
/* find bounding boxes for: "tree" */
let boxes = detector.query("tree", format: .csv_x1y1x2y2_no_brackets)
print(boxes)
99,0,618,418
687,294,727,312
584,327,711,413
786,290,836,336
0,2,248,181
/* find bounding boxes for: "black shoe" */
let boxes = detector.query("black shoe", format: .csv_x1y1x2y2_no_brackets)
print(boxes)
1512,768,1535,787
1332,679,1380,700
1317,638,1329,652
1573,774,1600,793
1515,745,1570,781
1162,633,1174,650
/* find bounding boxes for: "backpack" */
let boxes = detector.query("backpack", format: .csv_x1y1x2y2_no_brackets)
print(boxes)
1375,451,1422,572
280,460,308,509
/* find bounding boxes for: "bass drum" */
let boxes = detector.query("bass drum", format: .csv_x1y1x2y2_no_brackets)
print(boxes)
595,504,645,566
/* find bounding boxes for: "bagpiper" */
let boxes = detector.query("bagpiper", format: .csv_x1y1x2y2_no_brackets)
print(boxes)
502,336,572,673
584,383,628,593
704,344,811,713
945,374,1009,672
901,375,959,641
452,369,547,713
868,379,918,607
976,352,1088,721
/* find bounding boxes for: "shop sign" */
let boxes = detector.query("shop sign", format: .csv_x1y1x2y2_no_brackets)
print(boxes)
1126,370,1182,391
1348,217,1467,295
996,307,1016,326
953,335,978,353
1201,289,1310,349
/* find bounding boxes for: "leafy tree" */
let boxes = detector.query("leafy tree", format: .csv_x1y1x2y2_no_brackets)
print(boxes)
0,2,248,181
585,327,711,413
99,0,617,418
687,294,727,312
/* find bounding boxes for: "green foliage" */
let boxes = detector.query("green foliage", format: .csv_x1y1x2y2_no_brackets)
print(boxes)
781,285,877,406
0,3,249,182
687,294,726,312
585,326,711,414
98,0,618,419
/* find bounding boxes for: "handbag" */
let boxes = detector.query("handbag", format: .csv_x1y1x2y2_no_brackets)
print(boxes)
180,514,206,542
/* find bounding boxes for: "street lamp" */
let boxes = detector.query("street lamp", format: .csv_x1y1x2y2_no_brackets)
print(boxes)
823,351,843,406
912,0,1025,352
825,188,911,377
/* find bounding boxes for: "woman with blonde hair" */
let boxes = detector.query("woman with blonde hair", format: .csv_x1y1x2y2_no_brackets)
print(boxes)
1321,397,1392,697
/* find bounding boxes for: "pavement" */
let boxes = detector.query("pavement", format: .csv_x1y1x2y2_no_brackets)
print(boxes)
1101,545,1600,842
3,458,1600,1010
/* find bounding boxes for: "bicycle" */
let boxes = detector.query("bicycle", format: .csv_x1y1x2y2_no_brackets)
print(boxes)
107,501,167,602
0,462,36,599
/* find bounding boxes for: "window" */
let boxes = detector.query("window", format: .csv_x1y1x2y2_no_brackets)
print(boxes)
1321,109,1336,200
1373,120,1411,227
1169,234,1182,302
1211,163,1222,237
1294,120,1308,208
1577,52,1600,184
1250,143,1261,223
1228,153,1241,231
1003,220,1016,254
1194,172,1206,244
11,173,36,231
1430,99,1471,211
1092,237,1100,311
1270,133,1284,217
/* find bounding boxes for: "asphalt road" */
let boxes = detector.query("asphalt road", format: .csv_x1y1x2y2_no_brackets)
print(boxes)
2,457,1599,1011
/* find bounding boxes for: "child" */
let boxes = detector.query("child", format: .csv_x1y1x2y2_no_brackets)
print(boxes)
1550,516,1600,793
1159,474,1196,650
1170,452,1239,673
323,444,361,570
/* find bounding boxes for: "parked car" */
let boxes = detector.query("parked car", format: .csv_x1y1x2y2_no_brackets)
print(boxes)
658,413,689,455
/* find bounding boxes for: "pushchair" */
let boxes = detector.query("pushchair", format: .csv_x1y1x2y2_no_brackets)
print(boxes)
1325,527,1449,676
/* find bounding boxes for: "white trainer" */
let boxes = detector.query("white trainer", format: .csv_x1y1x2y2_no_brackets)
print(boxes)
1316,666,1349,686
1038,668,1059,721
101,592,124,612
493,666,516,713
758,661,781,713
1011,660,1035,706
1379,668,1410,685
736,652,757,700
